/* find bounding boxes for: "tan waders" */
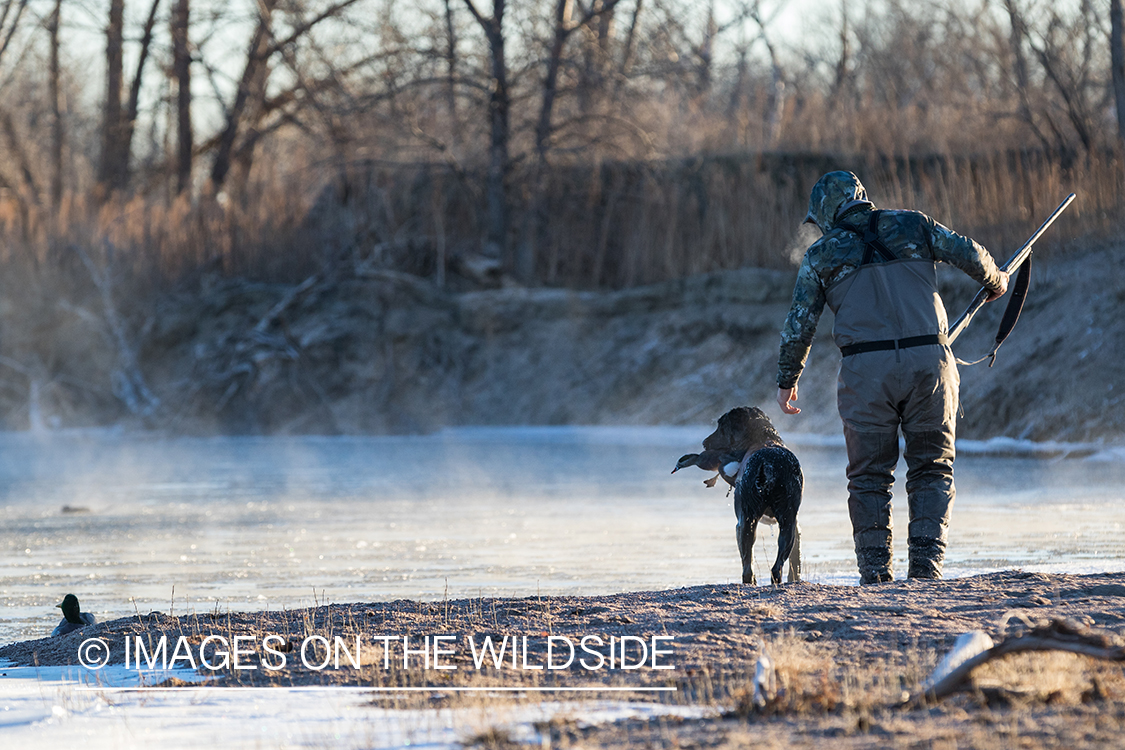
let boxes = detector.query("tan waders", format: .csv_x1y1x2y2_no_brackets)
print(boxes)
826,248,958,583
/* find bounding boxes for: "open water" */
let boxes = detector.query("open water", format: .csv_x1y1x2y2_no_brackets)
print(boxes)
1,427,1123,643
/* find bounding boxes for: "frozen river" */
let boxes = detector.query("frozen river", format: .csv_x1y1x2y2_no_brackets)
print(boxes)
2,427,1124,643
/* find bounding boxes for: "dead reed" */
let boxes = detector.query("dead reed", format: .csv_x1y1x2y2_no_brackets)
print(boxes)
0,148,1116,297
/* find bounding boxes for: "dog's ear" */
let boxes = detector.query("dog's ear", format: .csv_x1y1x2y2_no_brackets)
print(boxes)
702,421,728,451
705,408,741,451
747,406,773,425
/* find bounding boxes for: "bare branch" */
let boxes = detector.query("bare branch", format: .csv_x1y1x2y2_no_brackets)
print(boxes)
0,0,27,67
263,0,364,58
918,619,1125,702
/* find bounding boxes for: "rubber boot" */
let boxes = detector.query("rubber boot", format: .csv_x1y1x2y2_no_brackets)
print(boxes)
907,538,944,579
902,429,955,580
857,547,894,584
844,428,898,584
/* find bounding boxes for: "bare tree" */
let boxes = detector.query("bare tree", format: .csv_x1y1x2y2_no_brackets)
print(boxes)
616,0,642,83
210,0,279,191
48,0,63,209
830,0,851,102
1111,0,1125,145
1002,0,1108,157
520,0,622,281
462,0,509,260
1024,1,1102,154
98,0,124,190
443,0,460,149
577,0,618,112
172,0,192,194
209,0,362,194
98,0,161,194
747,2,785,147
0,0,29,67
122,0,162,171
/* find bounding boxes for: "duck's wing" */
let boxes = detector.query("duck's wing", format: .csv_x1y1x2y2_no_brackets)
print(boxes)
80,612,96,626
52,619,80,637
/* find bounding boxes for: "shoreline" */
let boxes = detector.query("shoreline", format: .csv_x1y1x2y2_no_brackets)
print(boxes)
5,570,1125,748
6,569,1124,672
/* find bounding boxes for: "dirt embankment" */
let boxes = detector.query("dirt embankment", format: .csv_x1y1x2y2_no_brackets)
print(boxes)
6,241,1124,439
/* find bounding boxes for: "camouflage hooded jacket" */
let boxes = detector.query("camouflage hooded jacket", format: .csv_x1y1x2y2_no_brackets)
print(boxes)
777,171,1005,389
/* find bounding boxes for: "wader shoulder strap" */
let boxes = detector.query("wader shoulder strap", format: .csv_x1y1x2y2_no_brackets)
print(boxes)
860,211,897,265
956,255,1032,368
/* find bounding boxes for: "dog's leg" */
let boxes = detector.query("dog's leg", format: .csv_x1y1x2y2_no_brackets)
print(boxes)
787,522,802,583
737,517,758,585
772,520,798,586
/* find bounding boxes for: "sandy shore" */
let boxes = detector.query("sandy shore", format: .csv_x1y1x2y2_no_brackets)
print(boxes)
5,570,1125,748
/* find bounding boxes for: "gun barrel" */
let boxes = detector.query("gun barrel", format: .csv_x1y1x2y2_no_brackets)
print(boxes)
947,193,1075,345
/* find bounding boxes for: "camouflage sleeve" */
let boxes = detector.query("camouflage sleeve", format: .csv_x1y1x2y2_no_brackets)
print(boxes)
925,217,1005,290
777,255,827,389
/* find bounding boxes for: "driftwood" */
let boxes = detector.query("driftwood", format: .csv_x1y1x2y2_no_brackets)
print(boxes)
200,274,321,415
752,642,777,708
253,274,318,335
71,242,161,417
917,617,1125,702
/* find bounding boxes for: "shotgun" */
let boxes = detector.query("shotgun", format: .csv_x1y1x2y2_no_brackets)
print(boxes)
947,192,1076,346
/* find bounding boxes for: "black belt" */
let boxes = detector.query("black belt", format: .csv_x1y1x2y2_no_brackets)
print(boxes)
840,333,948,357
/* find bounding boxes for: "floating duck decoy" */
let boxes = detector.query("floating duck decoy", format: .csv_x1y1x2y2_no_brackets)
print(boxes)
52,594,96,636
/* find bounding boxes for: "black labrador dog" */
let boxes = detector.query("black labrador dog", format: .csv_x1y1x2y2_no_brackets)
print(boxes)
673,406,803,585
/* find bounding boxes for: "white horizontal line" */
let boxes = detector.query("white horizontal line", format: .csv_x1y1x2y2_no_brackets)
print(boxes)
74,685,677,693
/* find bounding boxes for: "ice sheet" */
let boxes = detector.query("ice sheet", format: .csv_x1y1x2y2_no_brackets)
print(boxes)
0,664,708,749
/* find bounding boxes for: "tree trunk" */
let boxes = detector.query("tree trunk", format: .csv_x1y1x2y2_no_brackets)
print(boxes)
761,34,785,148
484,4,508,261
1004,0,1052,151
695,2,715,97
578,0,615,113
99,0,125,192
618,0,641,81
48,0,63,210
1112,0,1125,144
519,0,573,282
831,0,850,101
172,0,192,193
210,0,277,191
443,0,459,149
463,0,509,261
119,0,161,181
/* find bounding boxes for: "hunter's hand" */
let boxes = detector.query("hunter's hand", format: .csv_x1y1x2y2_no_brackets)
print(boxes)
777,386,801,415
985,271,1010,303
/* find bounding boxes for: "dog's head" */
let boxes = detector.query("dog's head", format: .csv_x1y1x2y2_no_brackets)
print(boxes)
703,406,783,453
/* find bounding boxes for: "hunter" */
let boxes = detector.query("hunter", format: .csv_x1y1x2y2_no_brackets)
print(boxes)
776,171,1009,583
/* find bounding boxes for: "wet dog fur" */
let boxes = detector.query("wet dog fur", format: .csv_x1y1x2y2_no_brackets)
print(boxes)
676,406,803,585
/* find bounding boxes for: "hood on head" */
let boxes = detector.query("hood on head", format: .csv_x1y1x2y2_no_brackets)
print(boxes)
803,171,872,232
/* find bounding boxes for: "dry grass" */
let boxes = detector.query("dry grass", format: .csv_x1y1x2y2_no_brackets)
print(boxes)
9,573,1125,749
0,147,1117,299
967,651,1125,706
